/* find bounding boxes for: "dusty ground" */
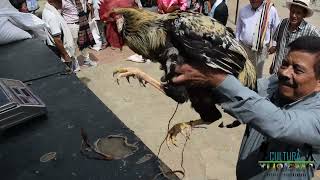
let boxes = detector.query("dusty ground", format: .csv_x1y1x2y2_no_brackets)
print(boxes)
78,50,241,180
34,0,320,179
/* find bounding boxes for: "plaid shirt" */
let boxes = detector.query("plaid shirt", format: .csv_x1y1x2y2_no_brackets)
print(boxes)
271,18,320,74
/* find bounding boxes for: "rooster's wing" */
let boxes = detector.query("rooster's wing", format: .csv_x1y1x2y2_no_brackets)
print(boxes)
166,12,255,86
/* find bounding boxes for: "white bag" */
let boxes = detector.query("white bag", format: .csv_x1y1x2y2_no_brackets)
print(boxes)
89,18,102,51
0,8,48,45
0,17,32,45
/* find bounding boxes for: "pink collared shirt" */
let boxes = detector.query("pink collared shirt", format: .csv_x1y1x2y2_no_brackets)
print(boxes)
157,0,187,13
62,0,79,24
61,0,89,23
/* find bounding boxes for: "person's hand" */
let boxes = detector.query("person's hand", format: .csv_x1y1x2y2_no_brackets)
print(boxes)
62,54,72,62
268,46,276,54
87,4,93,17
158,9,165,14
167,5,180,13
171,64,227,87
87,4,92,13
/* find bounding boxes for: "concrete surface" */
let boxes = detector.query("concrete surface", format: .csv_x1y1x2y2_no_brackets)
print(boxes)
33,0,320,179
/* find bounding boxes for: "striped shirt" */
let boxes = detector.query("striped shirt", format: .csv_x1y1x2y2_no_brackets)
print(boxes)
271,18,320,74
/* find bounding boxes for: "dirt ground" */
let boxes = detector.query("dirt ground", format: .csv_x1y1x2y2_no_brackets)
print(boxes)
70,1,320,179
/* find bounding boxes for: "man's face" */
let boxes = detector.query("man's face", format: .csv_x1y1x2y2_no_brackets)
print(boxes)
19,2,28,13
289,5,307,27
277,50,320,102
249,0,263,9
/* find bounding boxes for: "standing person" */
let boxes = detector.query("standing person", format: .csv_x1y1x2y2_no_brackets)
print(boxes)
208,0,228,26
171,36,320,179
88,0,108,49
236,0,280,78
62,0,97,72
42,0,77,71
157,0,188,14
269,0,320,74
99,0,142,49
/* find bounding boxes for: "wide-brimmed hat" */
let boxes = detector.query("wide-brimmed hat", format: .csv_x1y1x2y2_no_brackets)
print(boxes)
286,0,314,17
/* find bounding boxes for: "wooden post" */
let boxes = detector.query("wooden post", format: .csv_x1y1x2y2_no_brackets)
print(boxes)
235,0,239,24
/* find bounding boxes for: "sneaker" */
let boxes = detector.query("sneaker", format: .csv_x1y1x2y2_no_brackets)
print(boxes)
83,58,98,67
72,59,81,72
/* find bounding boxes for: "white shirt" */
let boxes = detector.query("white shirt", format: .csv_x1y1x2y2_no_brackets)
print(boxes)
42,9,61,46
88,0,100,20
236,3,280,47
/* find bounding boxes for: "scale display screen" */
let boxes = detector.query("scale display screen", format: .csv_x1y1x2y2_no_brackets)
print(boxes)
0,78,47,129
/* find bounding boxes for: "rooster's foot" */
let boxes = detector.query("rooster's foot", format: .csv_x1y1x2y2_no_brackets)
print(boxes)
113,67,148,87
167,122,192,147
113,67,164,93
166,119,211,146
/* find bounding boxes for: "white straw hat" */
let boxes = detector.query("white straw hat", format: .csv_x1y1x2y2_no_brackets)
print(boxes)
286,0,314,17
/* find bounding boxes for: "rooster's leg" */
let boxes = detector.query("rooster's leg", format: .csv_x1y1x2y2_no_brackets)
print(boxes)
166,119,212,146
113,67,165,94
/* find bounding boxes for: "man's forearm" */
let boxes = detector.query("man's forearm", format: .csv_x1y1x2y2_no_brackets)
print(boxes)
164,5,180,13
53,36,70,61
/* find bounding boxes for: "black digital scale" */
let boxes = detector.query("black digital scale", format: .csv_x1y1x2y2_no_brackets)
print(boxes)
0,78,47,130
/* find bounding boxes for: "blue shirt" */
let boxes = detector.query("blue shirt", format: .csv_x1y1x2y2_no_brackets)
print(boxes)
215,75,320,179
236,3,279,47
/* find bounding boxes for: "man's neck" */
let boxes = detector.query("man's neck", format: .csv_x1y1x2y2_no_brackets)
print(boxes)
289,21,302,31
48,2,57,9
252,2,263,10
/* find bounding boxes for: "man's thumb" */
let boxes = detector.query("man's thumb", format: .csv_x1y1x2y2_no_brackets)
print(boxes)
171,74,187,84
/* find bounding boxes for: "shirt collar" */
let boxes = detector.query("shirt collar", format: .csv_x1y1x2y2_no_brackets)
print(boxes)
290,19,307,32
272,90,319,108
297,19,307,30
251,2,265,12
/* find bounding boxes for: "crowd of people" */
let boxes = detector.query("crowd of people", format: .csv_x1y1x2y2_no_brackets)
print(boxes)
4,0,230,71
3,0,320,76
7,0,98,72
1,0,320,178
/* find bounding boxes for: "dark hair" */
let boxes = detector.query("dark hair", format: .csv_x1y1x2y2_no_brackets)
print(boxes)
288,36,320,78
9,0,26,10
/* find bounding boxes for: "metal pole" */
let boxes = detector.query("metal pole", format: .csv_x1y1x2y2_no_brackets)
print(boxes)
235,0,240,24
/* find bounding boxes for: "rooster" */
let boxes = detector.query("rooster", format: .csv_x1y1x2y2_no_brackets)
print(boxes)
111,8,256,145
